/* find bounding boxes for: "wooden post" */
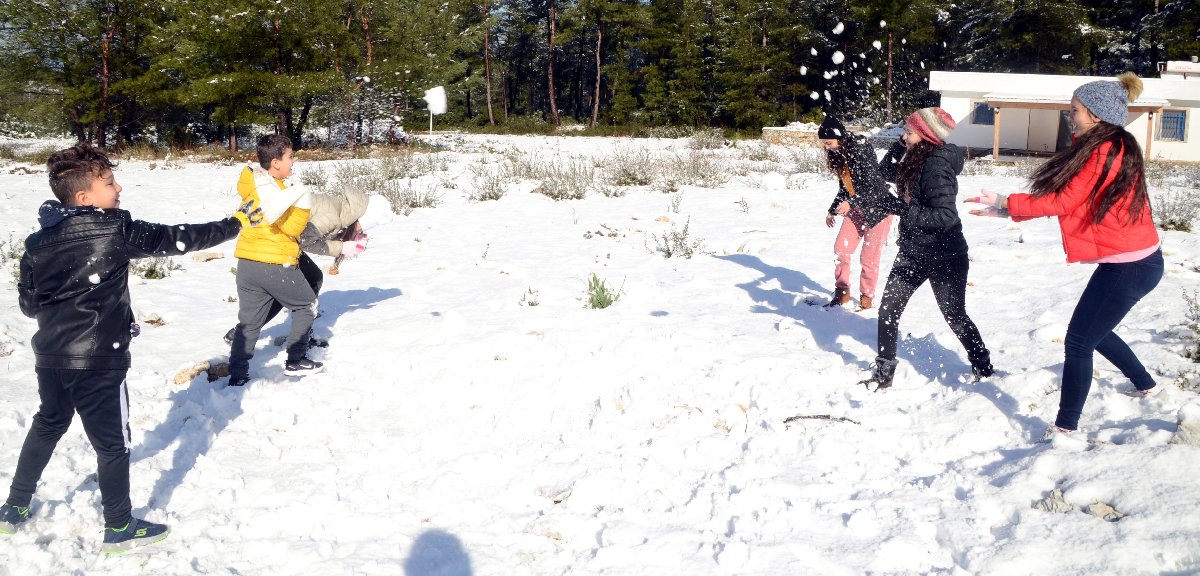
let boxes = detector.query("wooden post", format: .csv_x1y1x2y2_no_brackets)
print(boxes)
992,108,1001,160
1144,111,1154,160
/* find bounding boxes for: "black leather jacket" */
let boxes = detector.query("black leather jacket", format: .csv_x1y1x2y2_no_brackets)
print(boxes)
878,140,969,258
18,201,240,370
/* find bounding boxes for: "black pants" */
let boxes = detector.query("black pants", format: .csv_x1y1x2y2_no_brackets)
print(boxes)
7,367,132,528
877,251,990,368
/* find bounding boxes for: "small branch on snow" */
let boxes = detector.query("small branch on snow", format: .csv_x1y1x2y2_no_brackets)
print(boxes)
783,414,861,428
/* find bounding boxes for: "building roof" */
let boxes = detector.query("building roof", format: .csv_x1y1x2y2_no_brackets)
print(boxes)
983,93,1169,112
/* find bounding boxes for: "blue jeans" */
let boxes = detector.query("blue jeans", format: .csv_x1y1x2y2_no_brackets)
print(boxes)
1055,249,1163,430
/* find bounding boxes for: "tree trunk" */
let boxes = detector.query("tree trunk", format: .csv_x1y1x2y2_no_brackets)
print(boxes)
291,97,313,147
483,0,495,125
547,0,560,125
229,120,238,152
591,26,602,127
886,30,894,124
98,26,114,148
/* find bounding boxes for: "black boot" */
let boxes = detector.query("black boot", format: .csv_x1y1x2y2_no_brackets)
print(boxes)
859,357,898,391
969,350,994,381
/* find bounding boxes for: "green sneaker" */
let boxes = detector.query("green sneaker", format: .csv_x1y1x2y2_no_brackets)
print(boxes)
0,504,32,535
101,517,170,555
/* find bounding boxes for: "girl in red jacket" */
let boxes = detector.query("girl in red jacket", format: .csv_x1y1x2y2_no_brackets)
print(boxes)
968,73,1162,440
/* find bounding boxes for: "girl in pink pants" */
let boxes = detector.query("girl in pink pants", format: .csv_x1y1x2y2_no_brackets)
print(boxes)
819,116,894,309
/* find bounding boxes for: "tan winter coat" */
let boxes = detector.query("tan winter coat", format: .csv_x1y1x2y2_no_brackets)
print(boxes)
299,189,370,256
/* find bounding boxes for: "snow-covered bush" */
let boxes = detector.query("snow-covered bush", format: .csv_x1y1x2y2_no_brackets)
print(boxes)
786,148,827,175
604,147,656,187
1184,289,1200,362
1153,188,1199,232
743,141,781,163
468,165,509,202
656,150,726,191
129,257,181,280
380,181,441,216
653,217,706,259
1,234,24,285
960,160,995,176
536,160,593,201
688,128,725,150
299,165,331,195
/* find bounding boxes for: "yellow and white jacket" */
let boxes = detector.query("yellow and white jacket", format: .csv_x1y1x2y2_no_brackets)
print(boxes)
233,165,312,266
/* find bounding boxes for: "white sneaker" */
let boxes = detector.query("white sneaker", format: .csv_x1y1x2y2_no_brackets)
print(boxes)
1038,426,1088,450
1123,384,1163,398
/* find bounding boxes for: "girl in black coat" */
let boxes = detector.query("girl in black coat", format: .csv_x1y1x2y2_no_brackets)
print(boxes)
860,108,993,390
818,117,895,310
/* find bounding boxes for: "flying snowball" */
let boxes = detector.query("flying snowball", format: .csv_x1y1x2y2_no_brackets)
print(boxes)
873,78,881,84
920,61,925,69
832,22,844,34
859,53,866,59
823,90,831,101
873,40,882,50
823,71,832,79
811,48,818,56
832,51,845,64
880,20,887,28
800,65,808,74
809,91,820,100
176,241,186,251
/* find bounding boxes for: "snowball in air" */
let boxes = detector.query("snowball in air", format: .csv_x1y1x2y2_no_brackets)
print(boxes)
832,22,844,35
176,241,186,251
809,92,820,100
880,20,887,28
810,48,818,56
800,65,807,74
873,40,882,50
823,90,831,101
832,51,845,64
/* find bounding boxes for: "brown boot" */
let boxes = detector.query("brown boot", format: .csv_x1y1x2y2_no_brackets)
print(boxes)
858,294,873,310
826,287,851,307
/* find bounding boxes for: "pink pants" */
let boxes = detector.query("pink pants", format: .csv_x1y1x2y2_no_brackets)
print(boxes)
834,210,893,297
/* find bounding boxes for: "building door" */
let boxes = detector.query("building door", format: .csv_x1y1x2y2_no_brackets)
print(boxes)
1027,109,1060,152
1056,111,1072,151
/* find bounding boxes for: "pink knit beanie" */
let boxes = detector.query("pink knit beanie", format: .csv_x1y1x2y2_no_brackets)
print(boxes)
906,107,956,145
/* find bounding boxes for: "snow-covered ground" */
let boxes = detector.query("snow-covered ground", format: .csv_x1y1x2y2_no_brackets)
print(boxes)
0,134,1198,575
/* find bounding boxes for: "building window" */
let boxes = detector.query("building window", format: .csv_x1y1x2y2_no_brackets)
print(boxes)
1158,110,1187,142
971,102,995,126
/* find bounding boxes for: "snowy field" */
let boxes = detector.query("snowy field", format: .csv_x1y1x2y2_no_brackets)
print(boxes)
0,134,1198,575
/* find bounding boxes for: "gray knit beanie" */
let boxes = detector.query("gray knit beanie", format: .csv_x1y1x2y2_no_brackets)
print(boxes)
1072,73,1143,127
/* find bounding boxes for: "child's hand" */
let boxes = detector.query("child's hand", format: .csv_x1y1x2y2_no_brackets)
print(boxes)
340,238,367,258
130,322,141,338
233,198,264,228
965,189,1008,218
825,213,835,228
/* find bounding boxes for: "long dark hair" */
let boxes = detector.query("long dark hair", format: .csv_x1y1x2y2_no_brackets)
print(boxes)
895,140,936,200
824,134,861,174
1029,122,1148,224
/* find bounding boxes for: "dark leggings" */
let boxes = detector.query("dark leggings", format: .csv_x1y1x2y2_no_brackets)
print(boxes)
877,251,990,367
1055,249,1163,430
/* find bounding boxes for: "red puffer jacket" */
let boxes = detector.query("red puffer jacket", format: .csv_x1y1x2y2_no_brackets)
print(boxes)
1006,141,1158,263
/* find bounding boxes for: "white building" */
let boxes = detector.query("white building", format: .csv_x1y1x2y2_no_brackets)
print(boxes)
928,61,1200,162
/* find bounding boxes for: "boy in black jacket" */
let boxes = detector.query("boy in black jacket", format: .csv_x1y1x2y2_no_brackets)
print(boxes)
0,143,261,554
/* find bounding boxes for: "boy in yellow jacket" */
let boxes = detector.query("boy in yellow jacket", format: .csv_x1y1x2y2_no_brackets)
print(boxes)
227,135,321,386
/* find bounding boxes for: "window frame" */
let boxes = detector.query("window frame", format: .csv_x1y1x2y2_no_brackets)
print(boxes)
970,101,996,126
1156,109,1188,142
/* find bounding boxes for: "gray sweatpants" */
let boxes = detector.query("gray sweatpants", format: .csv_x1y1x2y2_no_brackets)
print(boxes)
229,258,317,378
